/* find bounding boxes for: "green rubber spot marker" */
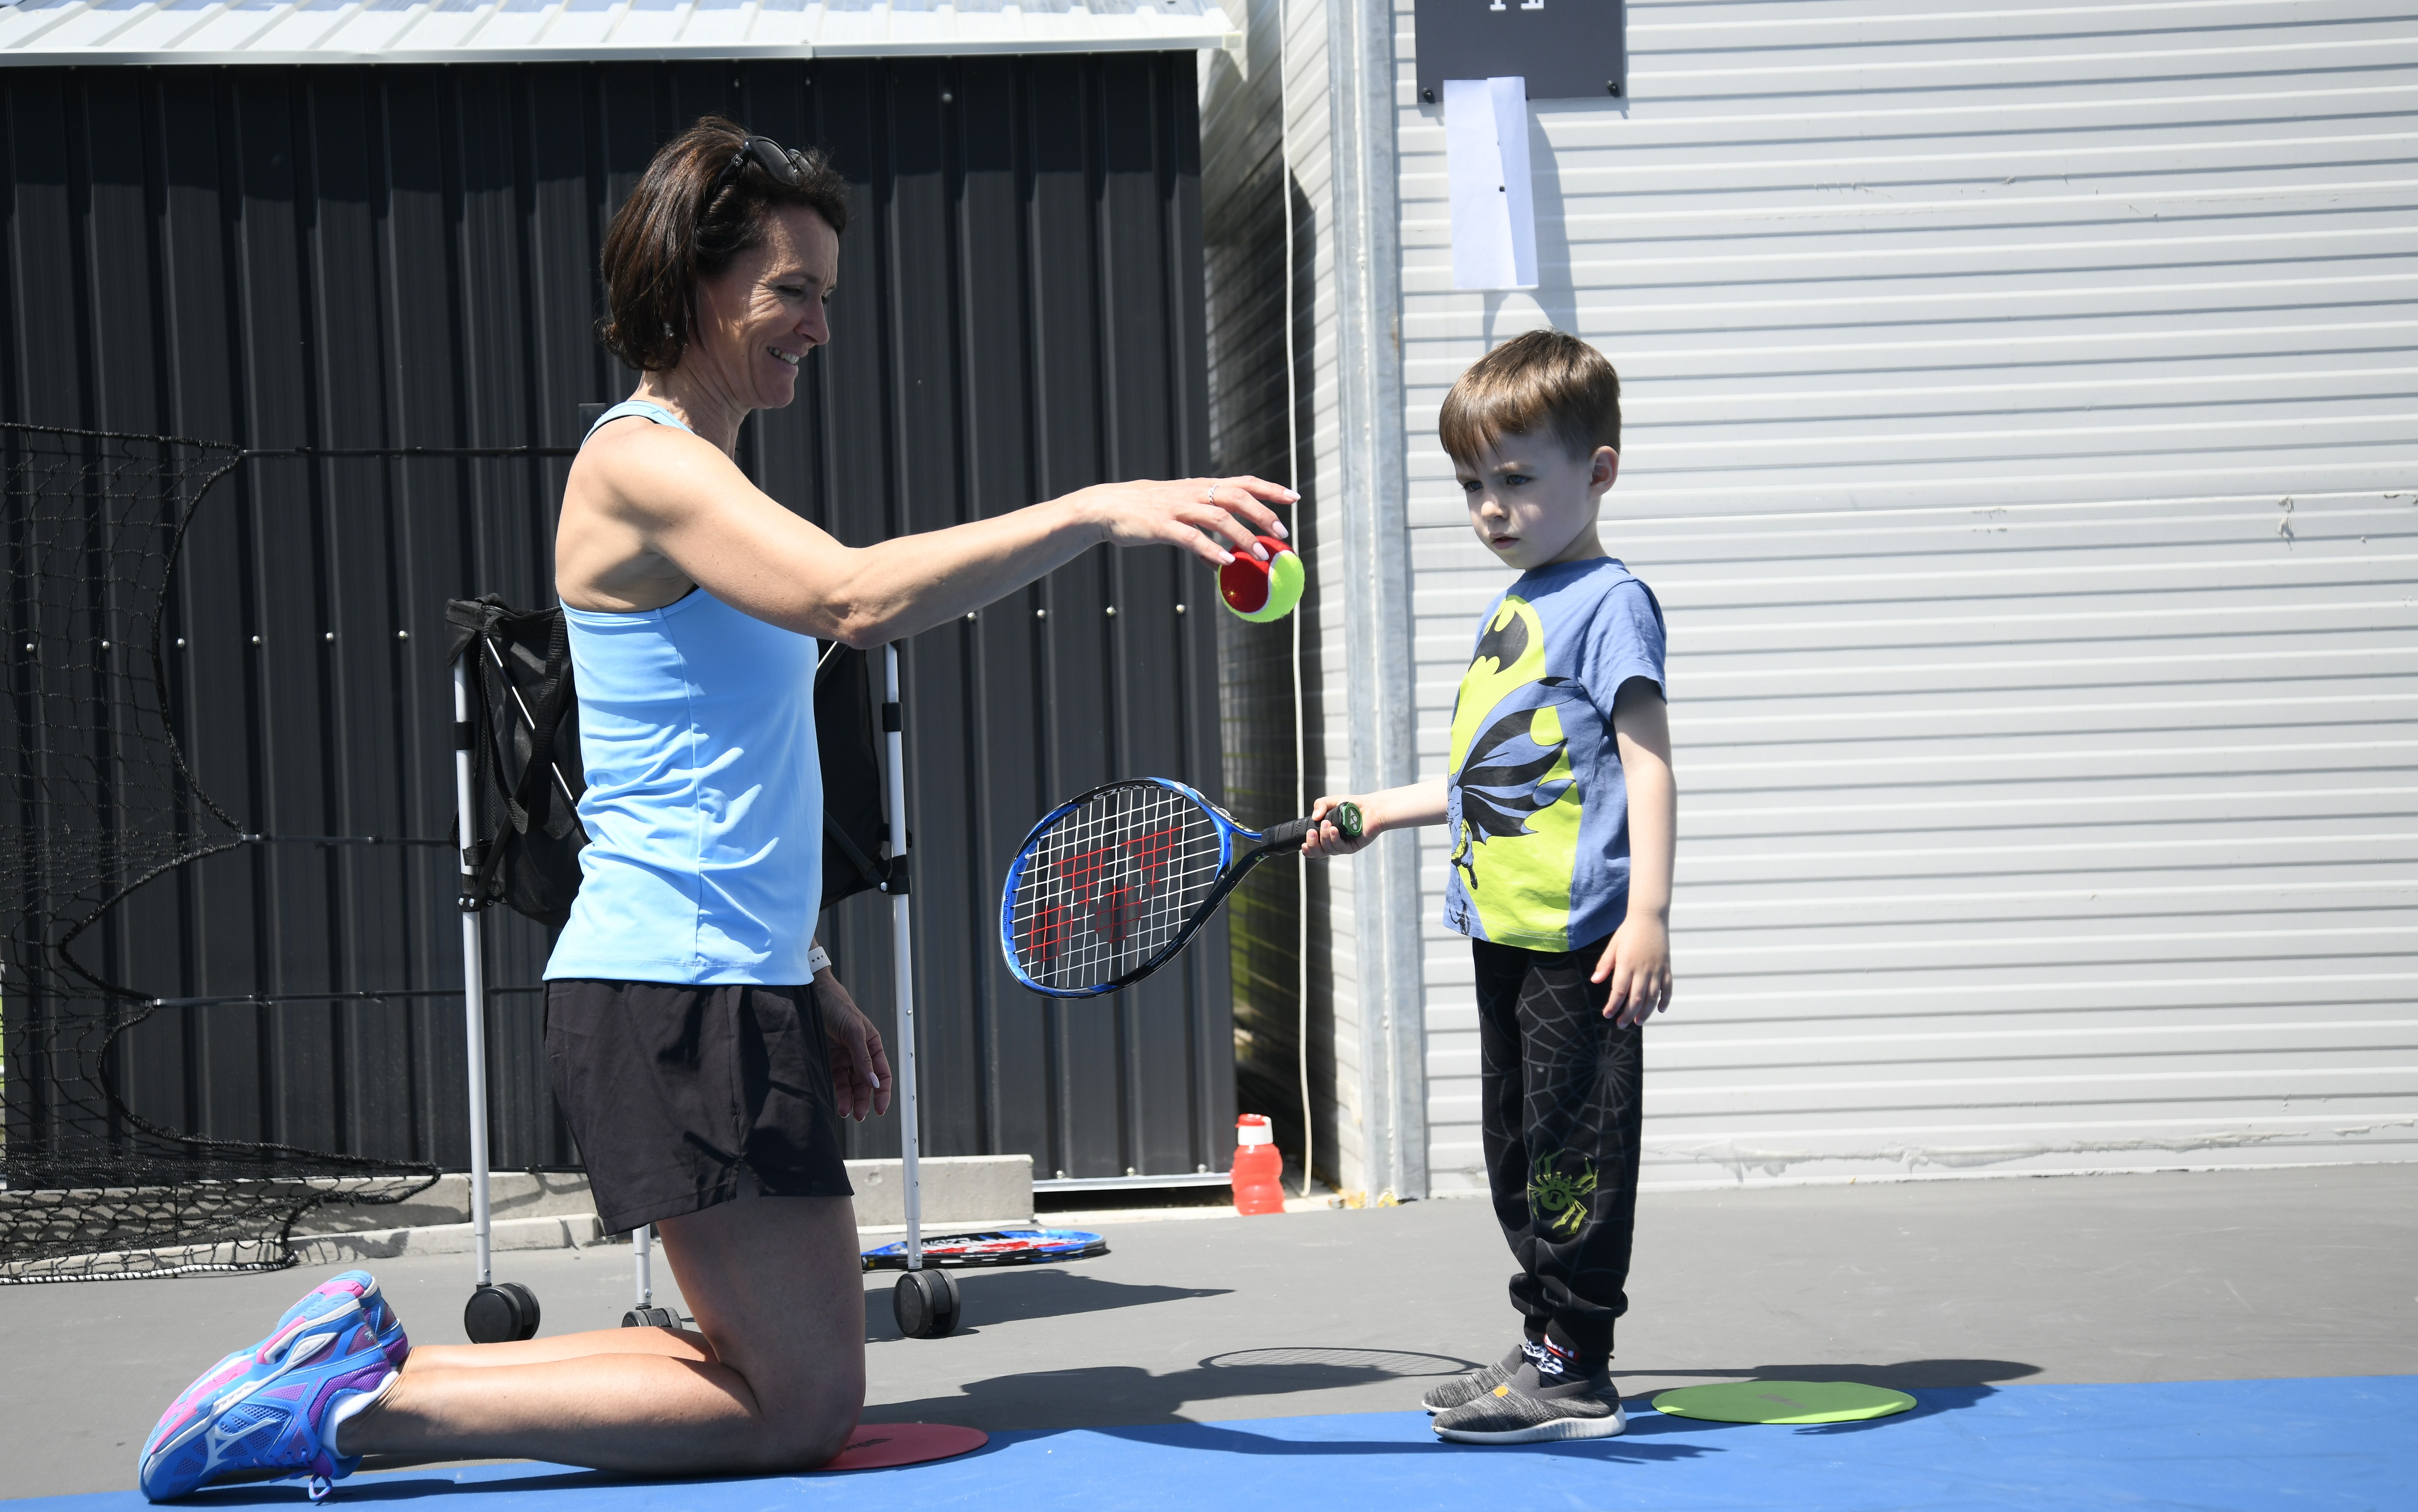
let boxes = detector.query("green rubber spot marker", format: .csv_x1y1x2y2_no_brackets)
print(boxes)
1650,1381,1917,1425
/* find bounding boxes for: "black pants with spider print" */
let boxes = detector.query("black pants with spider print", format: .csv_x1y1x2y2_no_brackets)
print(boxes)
1475,935,1643,1365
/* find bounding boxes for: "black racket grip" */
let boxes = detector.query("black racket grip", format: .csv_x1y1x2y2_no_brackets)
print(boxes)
1261,801,1363,852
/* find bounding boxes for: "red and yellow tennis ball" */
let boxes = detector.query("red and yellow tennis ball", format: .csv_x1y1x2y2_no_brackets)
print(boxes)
1218,536,1304,622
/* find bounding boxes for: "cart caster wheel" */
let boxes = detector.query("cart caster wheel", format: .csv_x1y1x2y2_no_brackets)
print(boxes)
622,1305,680,1328
893,1268,960,1339
465,1281,541,1343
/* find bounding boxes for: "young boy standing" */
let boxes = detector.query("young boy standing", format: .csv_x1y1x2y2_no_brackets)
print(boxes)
1303,330,1674,1444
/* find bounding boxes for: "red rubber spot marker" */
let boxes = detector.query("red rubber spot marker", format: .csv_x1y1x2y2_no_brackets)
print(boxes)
816,1422,988,1471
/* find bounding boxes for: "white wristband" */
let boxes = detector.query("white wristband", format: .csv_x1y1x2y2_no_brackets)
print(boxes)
807,943,832,977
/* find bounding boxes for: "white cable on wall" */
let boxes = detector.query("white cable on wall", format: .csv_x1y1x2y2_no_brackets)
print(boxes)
1278,0,1310,1201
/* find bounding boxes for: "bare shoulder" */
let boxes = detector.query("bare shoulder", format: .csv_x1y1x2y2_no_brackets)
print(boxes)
567,417,744,528
558,414,846,619
558,420,739,610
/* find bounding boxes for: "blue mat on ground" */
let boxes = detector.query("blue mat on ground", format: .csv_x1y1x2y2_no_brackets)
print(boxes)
27,1376,2411,1512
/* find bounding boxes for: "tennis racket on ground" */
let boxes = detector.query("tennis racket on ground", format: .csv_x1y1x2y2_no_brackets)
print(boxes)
1000,779,1362,998
859,1228,1108,1271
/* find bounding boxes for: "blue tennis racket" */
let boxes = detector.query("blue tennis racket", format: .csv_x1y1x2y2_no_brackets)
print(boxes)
1000,778,1361,998
860,1228,1108,1271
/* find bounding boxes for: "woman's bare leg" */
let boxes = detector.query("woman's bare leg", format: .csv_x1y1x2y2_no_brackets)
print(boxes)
340,1195,864,1474
406,1327,714,1370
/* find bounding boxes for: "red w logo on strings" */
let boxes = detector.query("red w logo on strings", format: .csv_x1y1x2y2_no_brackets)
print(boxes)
1021,823,1188,963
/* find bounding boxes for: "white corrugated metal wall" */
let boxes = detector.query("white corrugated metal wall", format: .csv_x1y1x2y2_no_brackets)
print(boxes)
1383,0,2418,1192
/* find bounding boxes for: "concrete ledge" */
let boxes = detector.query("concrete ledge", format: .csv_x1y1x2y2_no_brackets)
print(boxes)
294,1162,1035,1234
292,1173,597,1235
0,1210,607,1282
845,1155,1032,1227
294,1213,607,1265
6,1159,1035,1276
855,1217,1037,1239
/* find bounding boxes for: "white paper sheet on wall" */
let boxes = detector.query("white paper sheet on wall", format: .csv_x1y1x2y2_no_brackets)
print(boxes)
1444,76,1536,292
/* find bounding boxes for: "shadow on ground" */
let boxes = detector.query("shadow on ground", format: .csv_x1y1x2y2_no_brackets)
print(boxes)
867,1354,1463,1430
188,1481,571,1506
865,1355,2036,1433
863,1269,1233,1341
1078,1419,1717,1464
340,1354,2030,1487
207,1362,2022,1502
193,1419,1718,1506
1794,1384,1997,1435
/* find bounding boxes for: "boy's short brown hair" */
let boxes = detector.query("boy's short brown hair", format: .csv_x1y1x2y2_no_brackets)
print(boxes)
1438,329,1620,466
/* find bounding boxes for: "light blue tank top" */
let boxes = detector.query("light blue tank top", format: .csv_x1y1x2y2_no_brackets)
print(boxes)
544,400,823,984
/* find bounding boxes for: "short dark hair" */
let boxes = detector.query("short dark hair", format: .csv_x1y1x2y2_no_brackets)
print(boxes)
1438,329,1621,466
598,116,851,372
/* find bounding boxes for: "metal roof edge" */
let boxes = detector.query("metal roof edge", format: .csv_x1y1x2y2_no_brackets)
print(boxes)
813,29,1230,56
0,33,1233,64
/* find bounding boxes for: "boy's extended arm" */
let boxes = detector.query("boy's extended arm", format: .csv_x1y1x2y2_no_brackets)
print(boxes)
1598,677,1675,1025
1298,779,1447,858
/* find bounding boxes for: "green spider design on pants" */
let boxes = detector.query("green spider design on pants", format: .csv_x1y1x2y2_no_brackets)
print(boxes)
1527,1150,1598,1238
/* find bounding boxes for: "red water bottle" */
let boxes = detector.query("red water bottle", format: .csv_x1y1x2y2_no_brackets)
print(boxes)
1232,1114,1285,1216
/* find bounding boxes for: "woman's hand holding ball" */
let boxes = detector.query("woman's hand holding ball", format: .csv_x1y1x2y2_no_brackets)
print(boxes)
1077,476,1296,569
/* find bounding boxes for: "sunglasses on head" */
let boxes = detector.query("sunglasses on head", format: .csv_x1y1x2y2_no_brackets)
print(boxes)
698,136,808,224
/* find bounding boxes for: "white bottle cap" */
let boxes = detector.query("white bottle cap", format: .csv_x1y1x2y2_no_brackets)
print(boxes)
1236,1115,1275,1147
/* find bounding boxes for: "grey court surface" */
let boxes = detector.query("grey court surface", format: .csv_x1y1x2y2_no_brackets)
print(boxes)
5,1164,2413,1499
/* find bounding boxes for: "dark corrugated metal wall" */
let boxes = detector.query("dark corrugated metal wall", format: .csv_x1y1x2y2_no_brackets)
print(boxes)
0,55,1232,1182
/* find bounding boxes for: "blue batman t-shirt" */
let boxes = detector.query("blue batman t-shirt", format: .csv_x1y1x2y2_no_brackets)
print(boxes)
1442,556,1668,952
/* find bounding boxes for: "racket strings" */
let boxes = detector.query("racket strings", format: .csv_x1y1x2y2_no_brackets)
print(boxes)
1011,785,1223,990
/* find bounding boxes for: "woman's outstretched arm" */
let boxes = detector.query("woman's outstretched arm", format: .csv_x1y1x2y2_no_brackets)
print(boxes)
561,420,1292,643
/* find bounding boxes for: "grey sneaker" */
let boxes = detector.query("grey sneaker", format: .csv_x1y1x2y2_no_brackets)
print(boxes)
1432,1363,1627,1444
1422,1342,1530,1414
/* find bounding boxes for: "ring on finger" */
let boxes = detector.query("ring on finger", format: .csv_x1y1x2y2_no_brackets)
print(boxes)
1203,484,1219,507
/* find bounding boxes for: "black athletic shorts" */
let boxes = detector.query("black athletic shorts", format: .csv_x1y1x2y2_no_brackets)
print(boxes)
544,979,854,1234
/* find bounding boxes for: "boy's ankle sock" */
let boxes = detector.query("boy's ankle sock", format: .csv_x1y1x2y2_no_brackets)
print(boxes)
1530,1329,1611,1382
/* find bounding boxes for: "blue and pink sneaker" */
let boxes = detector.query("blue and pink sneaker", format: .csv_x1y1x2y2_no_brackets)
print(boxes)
136,1271,408,1502
270,1272,411,1374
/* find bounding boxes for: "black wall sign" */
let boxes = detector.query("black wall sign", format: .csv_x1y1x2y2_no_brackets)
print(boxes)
1414,0,1626,103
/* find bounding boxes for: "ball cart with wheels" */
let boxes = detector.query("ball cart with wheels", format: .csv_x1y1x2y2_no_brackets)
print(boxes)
449,627,958,1340
878,643,960,1339
451,647,542,1344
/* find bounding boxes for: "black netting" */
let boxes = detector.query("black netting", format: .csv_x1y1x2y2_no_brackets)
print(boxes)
1,423,438,1282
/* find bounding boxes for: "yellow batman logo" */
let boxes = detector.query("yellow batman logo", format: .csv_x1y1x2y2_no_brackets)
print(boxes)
1448,598,1547,773
1445,595,1584,948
